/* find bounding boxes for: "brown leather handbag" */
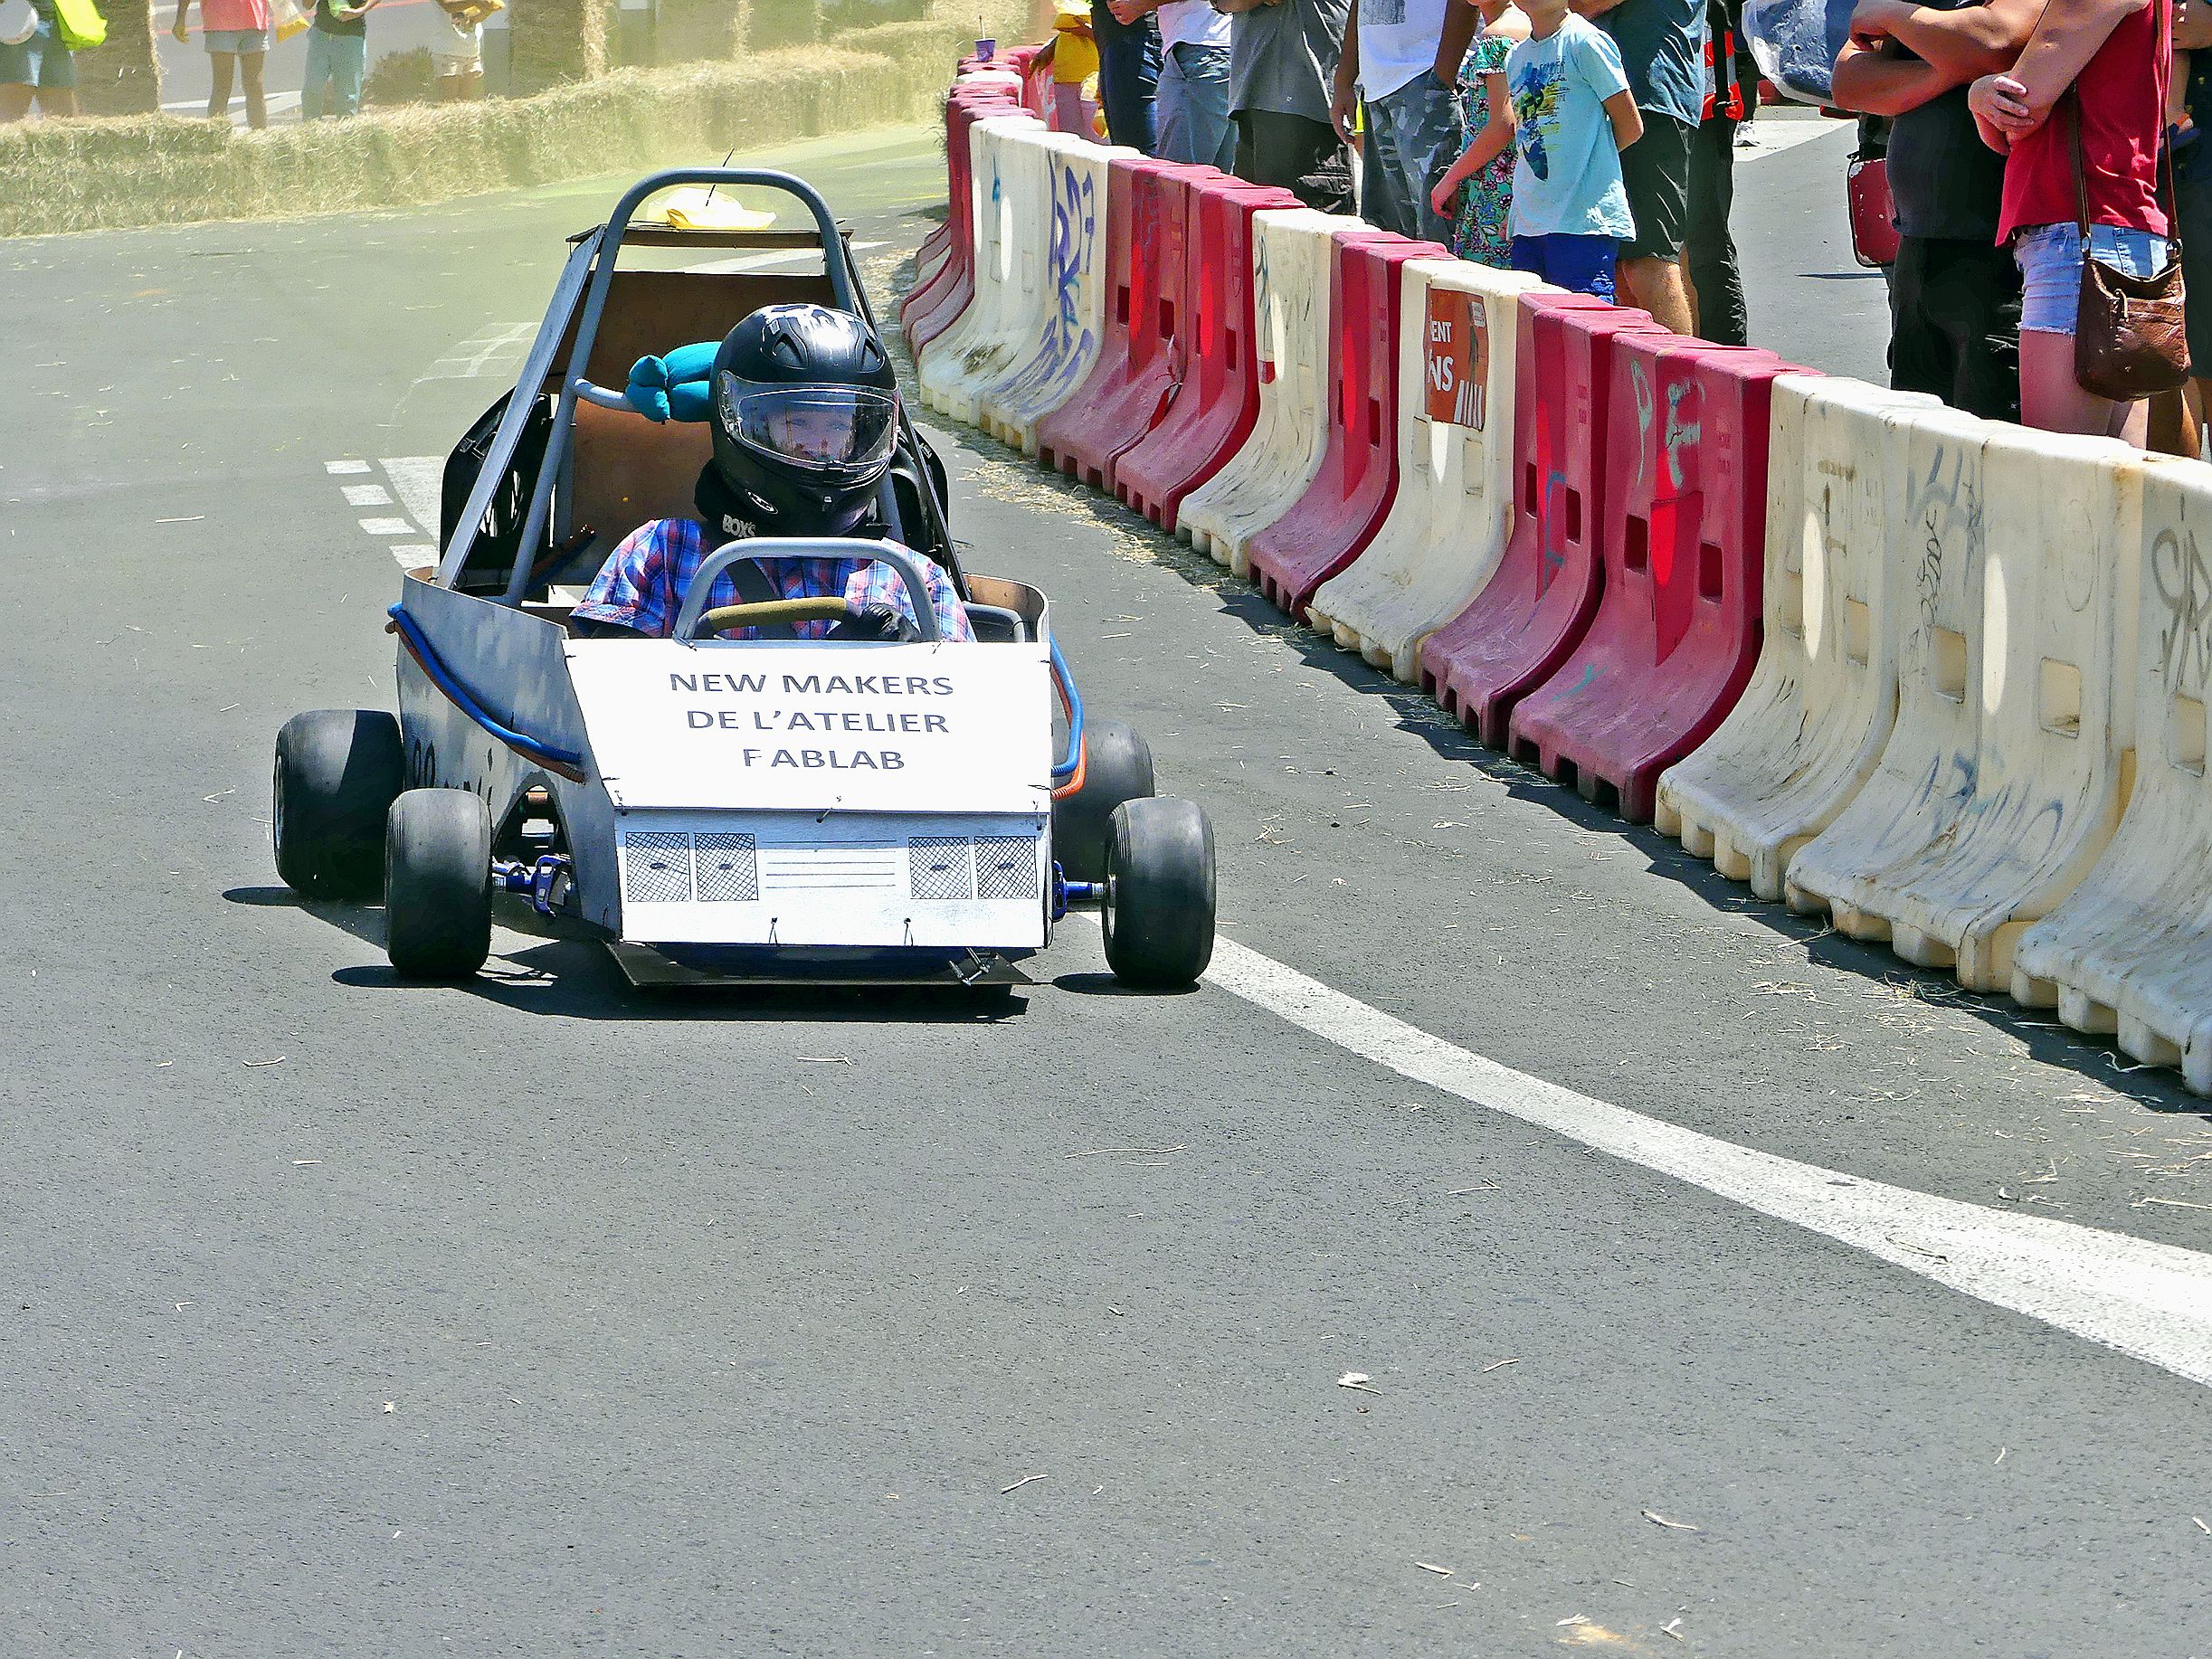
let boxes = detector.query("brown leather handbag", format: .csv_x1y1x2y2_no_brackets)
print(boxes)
2071,97,2189,401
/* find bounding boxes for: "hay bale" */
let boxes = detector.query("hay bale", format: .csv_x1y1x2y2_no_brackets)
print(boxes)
0,30,975,237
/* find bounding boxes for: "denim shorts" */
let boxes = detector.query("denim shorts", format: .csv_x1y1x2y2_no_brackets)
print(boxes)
0,22,75,88
205,27,271,53
2013,221,2172,335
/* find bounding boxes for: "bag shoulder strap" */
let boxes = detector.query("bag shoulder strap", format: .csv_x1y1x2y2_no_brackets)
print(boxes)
709,531,798,640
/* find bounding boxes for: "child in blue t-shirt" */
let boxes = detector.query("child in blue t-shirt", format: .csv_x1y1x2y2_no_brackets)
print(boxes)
1503,0,1645,300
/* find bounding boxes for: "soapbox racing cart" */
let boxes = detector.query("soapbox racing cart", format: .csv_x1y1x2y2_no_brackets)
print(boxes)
270,168,1215,993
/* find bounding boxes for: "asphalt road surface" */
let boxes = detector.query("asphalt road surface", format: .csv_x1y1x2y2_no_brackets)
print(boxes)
2,118,2207,1656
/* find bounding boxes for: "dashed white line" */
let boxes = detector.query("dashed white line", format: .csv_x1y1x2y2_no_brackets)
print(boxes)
1187,930,2212,1389
358,517,417,538
342,483,394,508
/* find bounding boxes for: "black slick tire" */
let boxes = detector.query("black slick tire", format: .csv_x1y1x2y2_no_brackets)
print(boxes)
1102,795,1216,988
1053,718,1154,883
272,709,405,900
384,788,493,980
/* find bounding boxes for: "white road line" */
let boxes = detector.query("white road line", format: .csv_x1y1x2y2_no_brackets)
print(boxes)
326,459,372,475
1192,932,2212,1389
391,543,439,569
341,483,394,508
358,517,417,537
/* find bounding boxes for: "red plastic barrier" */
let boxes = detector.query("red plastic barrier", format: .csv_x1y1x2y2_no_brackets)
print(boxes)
1506,338,1793,820
1245,231,1448,621
1035,159,1216,490
903,94,1022,355
1115,178,1301,532
1418,296,1668,749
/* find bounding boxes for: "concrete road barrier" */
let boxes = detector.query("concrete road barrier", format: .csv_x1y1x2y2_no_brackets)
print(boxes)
1786,422,2150,992
919,121,1054,423
2012,459,2212,1087
1655,376,1941,896
1178,207,1362,577
1305,258,1545,684
979,137,1138,454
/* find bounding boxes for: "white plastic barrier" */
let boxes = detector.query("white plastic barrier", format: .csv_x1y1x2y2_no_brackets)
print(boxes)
1655,377,1940,897
1178,208,1361,577
2013,460,2212,1087
918,115,1049,421
980,136,1138,453
1786,422,2150,992
1303,258,1544,683
915,71,1023,288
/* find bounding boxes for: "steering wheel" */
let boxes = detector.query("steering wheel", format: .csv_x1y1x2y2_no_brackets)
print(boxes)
696,596,850,635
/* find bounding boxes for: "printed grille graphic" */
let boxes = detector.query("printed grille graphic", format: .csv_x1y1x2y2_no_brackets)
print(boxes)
974,835,1040,900
622,831,694,904
908,836,974,901
692,832,760,903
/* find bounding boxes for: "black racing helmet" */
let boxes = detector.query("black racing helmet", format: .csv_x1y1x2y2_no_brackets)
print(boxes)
699,303,900,538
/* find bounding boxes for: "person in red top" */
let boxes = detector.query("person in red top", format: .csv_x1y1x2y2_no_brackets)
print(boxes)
173,0,274,130
1969,0,2174,441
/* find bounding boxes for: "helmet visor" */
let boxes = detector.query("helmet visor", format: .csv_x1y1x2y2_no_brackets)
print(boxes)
717,378,898,475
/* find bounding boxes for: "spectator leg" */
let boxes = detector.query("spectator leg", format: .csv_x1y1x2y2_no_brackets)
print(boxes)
1359,97,1411,235
1403,75,1467,247
1090,4,1159,156
334,33,366,117
1359,83,1463,241
301,27,328,121
1157,42,1194,164
1181,43,1236,173
1686,116,1746,346
207,52,235,121
1617,113,1695,333
1234,109,1353,215
240,50,267,130
2150,388,2200,460
2018,329,2149,444
1888,236,2020,424
1619,256,1694,335
1052,82,1087,135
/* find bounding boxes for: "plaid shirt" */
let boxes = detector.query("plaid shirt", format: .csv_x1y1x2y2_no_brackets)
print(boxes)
572,518,974,642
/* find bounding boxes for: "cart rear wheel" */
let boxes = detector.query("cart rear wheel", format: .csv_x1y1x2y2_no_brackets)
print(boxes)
1053,718,1154,883
1102,796,1215,989
272,709,404,900
384,788,492,980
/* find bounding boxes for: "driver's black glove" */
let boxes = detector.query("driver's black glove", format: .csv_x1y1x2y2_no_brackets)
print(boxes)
827,602,924,644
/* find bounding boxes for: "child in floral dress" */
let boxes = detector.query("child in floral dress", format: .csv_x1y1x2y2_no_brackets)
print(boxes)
1430,0,1528,269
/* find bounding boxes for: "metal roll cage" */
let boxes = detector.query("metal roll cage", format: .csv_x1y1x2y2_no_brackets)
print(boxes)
432,167,952,605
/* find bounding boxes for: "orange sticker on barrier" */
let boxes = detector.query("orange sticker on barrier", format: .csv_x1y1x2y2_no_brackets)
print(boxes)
1424,288,1487,430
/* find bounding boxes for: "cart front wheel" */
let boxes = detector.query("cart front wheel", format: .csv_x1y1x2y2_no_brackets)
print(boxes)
1102,796,1215,989
384,788,492,980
